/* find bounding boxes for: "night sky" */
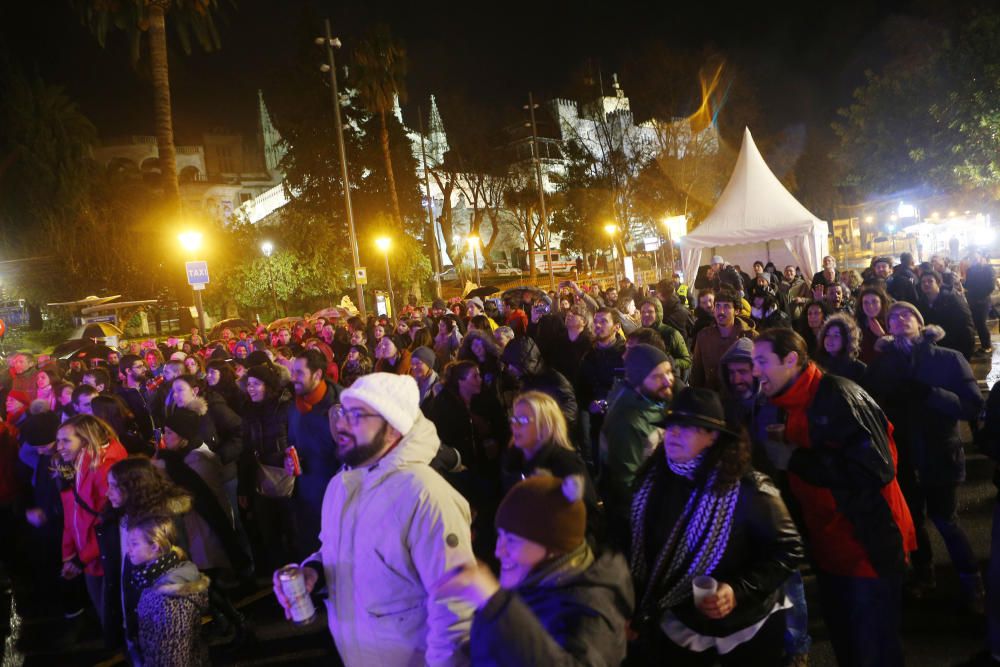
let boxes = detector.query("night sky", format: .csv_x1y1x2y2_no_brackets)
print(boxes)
0,0,977,149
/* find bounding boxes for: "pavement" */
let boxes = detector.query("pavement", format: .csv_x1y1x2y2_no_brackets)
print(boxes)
3,340,1000,666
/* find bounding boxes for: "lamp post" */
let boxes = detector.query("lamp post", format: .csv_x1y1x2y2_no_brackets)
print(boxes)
467,235,482,286
178,231,207,336
316,20,365,317
375,237,395,318
525,93,555,293
260,240,281,317
888,222,897,256
604,224,620,288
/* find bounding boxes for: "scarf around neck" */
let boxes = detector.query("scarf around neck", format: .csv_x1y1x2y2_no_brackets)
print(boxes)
131,549,181,592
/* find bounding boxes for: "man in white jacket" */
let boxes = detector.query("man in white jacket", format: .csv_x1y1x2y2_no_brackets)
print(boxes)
273,372,474,666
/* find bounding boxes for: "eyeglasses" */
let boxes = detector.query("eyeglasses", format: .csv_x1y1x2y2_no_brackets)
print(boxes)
508,415,534,425
332,404,383,427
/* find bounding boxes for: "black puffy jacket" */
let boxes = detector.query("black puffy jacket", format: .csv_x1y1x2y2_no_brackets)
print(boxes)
501,337,578,433
238,392,291,497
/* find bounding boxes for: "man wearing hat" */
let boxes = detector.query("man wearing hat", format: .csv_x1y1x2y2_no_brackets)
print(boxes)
600,344,675,547
409,346,440,412
916,269,976,359
865,301,984,611
274,373,474,666
466,297,497,332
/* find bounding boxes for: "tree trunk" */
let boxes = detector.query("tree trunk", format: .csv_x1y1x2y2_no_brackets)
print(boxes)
148,3,180,210
380,109,403,227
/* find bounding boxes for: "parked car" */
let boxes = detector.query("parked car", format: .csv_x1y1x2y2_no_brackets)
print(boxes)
435,266,458,282
492,262,522,277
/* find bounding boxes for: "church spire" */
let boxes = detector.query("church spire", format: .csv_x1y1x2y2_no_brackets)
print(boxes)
426,95,449,164
258,89,285,174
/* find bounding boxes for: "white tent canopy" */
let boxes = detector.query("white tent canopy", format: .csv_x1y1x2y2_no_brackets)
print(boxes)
681,128,829,284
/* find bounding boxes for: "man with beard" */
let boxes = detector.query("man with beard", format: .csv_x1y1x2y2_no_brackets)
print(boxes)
599,344,675,548
577,308,626,470
274,373,474,666
752,328,915,667
689,289,756,392
690,290,716,340
115,354,155,444
287,349,342,557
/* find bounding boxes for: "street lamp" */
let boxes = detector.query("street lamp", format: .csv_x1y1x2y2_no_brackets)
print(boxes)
375,237,395,318
604,224,620,287
260,240,281,317
316,20,365,317
467,235,482,286
177,231,207,336
887,223,897,255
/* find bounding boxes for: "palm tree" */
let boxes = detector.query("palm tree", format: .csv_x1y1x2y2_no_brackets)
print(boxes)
352,25,407,227
72,0,230,211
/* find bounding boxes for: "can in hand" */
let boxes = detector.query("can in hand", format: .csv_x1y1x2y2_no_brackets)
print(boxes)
278,565,316,625
286,446,302,477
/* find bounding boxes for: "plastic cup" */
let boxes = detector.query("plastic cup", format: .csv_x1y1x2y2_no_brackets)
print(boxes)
692,575,718,605
765,423,786,443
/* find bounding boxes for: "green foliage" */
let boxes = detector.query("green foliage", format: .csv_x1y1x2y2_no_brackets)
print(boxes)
71,0,234,64
834,12,1000,195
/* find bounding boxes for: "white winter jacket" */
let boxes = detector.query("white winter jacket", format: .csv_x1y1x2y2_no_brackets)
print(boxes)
305,413,474,666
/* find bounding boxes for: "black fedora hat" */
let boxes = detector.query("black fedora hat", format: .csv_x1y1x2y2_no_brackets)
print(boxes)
655,387,740,437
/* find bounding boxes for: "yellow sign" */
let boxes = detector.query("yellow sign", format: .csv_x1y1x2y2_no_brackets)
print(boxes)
355,267,368,285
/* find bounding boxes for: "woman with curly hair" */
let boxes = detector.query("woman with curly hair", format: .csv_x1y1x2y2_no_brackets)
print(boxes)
855,285,892,364
97,457,192,651
629,388,804,665
814,313,867,383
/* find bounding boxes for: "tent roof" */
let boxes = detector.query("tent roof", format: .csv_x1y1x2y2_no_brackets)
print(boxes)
682,128,827,248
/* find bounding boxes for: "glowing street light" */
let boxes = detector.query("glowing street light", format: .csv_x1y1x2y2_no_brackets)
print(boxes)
467,235,482,286
260,241,280,316
864,216,874,223
604,224,620,287
177,231,207,335
376,237,395,318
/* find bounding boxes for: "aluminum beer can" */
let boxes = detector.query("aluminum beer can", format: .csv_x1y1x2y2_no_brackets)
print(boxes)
278,565,316,625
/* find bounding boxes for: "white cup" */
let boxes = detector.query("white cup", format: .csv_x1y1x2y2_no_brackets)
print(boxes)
692,575,718,605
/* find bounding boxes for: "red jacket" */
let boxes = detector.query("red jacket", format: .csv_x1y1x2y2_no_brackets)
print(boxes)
0,421,20,505
61,440,128,576
772,363,916,578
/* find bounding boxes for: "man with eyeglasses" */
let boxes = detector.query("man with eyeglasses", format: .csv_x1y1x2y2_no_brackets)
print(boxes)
273,372,474,666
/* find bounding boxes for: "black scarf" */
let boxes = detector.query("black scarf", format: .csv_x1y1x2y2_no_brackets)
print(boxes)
125,549,181,644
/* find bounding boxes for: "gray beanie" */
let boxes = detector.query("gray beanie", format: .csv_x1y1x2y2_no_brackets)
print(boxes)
625,344,672,387
719,337,754,369
887,301,924,327
411,346,436,370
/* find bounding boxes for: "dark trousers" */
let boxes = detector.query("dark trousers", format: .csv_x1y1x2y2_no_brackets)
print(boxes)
249,494,297,572
898,465,978,576
970,299,993,349
816,572,904,667
631,610,786,666
988,500,1000,655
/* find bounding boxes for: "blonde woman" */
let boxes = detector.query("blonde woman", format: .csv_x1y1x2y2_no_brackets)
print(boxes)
55,414,128,628
501,391,602,542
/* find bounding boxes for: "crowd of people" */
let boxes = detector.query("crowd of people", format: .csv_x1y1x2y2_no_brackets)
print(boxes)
0,249,998,666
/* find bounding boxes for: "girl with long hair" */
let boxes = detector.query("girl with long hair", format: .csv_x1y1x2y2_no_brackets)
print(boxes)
855,285,892,364
55,414,128,628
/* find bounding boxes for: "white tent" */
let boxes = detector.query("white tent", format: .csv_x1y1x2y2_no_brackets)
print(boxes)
681,128,829,283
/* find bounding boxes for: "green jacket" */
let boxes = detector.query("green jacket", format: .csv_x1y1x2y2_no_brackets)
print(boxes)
599,383,666,525
639,298,692,371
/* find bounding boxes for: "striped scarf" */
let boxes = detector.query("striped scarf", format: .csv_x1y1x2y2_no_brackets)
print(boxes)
630,457,741,618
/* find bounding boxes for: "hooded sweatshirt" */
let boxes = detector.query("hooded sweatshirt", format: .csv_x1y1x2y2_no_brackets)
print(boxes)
639,298,691,371
304,414,475,666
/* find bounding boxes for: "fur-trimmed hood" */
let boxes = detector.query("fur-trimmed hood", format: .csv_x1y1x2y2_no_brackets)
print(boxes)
154,559,211,598
177,395,208,416
874,324,946,352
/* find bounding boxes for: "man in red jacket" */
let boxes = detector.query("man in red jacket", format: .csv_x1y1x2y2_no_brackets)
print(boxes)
752,327,915,667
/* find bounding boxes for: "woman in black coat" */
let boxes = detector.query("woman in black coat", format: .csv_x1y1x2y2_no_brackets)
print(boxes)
434,473,634,666
501,391,602,544
813,313,867,383
629,387,804,666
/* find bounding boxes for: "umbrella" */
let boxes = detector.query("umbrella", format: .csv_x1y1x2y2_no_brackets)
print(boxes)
209,318,253,339
267,316,304,332
464,285,501,300
500,285,547,304
70,322,124,342
53,339,118,362
311,306,350,321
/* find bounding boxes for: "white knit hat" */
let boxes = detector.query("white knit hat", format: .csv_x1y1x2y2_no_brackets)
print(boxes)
340,373,420,435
